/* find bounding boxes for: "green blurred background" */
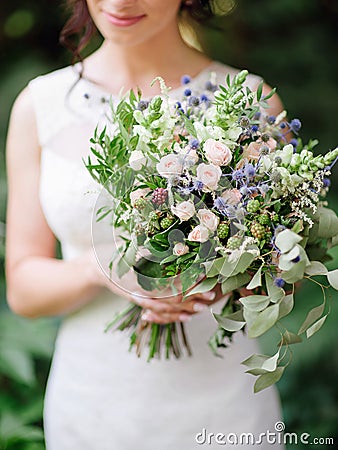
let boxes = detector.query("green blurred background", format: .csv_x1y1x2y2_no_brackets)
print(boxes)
0,0,337,448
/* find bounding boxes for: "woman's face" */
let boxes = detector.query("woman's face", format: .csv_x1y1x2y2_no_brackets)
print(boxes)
86,0,183,46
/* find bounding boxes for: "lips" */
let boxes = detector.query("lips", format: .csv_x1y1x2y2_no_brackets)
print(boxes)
102,10,146,27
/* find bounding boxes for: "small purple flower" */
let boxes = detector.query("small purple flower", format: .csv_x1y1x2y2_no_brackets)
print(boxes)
200,94,209,102
179,186,193,196
205,81,217,92
232,169,244,181
274,277,285,288
175,101,182,109
323,178,331,188
251,125,259,133
267,115,276,124
137,100,149,111
280,122,287,129
244,163,256,178
189,96,200,106
253,111,261,120
181,75,191,85
184,88,192,97
292,255,301,263
290,119,302,133
190,138,200,149
290,138,299,149
214,196,227,212
193,180,204,191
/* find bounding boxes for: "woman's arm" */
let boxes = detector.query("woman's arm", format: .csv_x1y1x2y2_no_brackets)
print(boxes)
5,87,107,318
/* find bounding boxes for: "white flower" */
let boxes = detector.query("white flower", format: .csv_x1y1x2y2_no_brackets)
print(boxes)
129,150,147,171
156,154,183,178
194,122,212,142
130,188,150,206
173,242,189,256
171,200,196,221
187,225,209,243
221,189,242,205
196,163,222,191
197,209,219,231
204,138,232,167
227,125,242,141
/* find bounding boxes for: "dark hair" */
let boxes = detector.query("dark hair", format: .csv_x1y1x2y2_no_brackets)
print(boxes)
60,0,232,63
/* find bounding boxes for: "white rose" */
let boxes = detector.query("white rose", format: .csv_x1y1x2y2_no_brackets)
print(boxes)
130,188,150,206
196,163,222,191
204,138,232,166
221,188,242,205
197,209,219,231
171,200,196,221
156,154,183,178
187,225,209,243
129,150,147,171
173,242,189,256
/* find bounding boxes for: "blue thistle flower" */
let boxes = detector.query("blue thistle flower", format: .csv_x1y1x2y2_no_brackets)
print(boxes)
274,277,285,288
193,180,204,191
267,115,276,124
189,96,200,106
175,101,182,109
323,178,331,188
232,169,244,181
280,122,287,129
253,111,261,120
184,88,192,97
200,94,209,102
251,125,259,133
137,100,149,111
244,163,256,179
181,75,191,85
214,196,227,212
290,119,302,133
290,138,298,149
190,138,200,149
205,81,217,92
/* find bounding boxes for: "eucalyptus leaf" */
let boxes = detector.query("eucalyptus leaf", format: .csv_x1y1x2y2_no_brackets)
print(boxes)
240,295,271,312
265,273,284,302
280,330,302,346
185,277,218,298
306,315,327,339
317,207,338,239
246,265,263,289
278,294,294,319
298,302,325,335
254,367,285,393
221,272,251,294
212,310,246,332
248,304,280,338
305,261,328,276
275,229,302,253
327,269,338,290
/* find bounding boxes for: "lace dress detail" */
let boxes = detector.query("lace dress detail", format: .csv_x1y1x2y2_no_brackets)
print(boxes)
28,62,284,450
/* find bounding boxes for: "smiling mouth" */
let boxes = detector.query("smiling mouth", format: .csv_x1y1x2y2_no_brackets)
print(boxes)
102,11,146,27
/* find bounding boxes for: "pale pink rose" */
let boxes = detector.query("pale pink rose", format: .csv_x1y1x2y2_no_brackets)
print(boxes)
187,225,209,243
196,163,222,191
156,154,183,178
173,242,189,256
221,188,242,205
197,209,219,231
171,200,196,221
204,138,232,166
130,188,150,206
242,137,277,161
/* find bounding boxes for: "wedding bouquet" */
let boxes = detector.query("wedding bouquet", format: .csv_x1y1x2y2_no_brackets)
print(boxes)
86,70,338,392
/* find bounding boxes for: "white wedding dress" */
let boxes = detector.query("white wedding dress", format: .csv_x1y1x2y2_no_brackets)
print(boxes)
28,61,285,450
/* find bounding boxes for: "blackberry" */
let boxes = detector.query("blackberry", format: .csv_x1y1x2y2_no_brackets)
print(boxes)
160,217,174,229
152,188,168,206
250,222,266,240
217,222,230,239
247,199,261,213
271,212,279,223
258,213,270,225
149,211,159,222
226,236,242,250
133,197,147,210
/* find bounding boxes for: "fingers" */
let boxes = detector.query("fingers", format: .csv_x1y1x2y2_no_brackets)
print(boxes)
141,309,192,325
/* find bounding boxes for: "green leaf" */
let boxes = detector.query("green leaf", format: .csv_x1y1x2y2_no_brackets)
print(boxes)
240,295,271,312
298,302,325,335
305,261,328,276
265,273,284,302
280,330,302,346
246,266,263,289
212,309,246,332
327,269,338,290
221,272,251,294
317,207,338,239
248,304,280,338
254,367,285,393
184,277,218,298
116,242,137,278
242,350,280,372
0,348,35,386
306,315,327,339
278,294,294,319
256,81,263,101
275,229,302,253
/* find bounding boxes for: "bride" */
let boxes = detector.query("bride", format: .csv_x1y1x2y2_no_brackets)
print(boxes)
6,0,286,448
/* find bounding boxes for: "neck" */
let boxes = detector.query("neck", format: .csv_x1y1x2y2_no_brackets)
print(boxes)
83,21,210,96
